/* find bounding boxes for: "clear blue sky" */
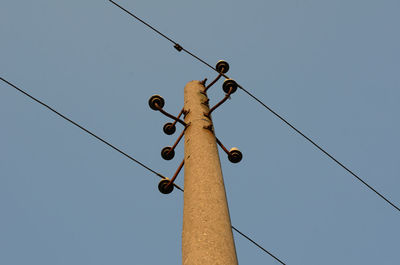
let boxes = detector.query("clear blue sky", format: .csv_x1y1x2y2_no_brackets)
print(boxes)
1,1,399,264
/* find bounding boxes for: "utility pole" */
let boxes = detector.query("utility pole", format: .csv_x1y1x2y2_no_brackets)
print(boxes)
182,80,238,265
149,61,241,264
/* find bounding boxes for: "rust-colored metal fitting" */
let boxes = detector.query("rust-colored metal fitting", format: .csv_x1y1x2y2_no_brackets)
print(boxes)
199,90,208,97
165,159,185,189
203,112,211,120
183,109,190,117
208,91,232,116
161,127,185,161
164,108,184,134
216,137,229,155
203,124,214,133
201,98,210,107
205,72,223,92
174,43,183,52
216,138,242,163
158,107,187,127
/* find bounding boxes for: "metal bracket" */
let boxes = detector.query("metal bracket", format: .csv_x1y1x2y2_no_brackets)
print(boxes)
201,98,210,108
183,109,190,118
199,91,208,97
174,43,183,52
203,112,212,120
203,124,214,133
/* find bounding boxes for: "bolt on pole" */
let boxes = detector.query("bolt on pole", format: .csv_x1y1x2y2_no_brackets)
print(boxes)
182,80,238,265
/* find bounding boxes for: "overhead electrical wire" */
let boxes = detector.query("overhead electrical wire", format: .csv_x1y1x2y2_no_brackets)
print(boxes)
0,76,182,192
108,0,400,213
0,76,285,264
232,226,286,265
175,186,286,264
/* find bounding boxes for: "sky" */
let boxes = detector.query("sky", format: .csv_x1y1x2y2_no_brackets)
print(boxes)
1,0,399,264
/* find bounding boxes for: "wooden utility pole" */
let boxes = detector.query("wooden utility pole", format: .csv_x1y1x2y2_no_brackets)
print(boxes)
182,80,238,265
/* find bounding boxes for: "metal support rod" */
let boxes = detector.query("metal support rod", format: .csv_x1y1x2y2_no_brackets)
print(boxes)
171,108,184,127
216,137,230,155
155,104,187,126
208,87,233,115
166,159,185,188
205,72,223,92
167,129,186,155
161,175,184,192
182,80,238,265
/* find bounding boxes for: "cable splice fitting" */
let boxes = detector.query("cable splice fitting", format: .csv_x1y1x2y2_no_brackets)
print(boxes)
174,43,183,52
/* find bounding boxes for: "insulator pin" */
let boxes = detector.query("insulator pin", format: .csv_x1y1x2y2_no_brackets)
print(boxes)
148,95,165,110
161,146,175,160
228,147,242,163
222,79,238,94
158,179,174,194
163,122,176,135
215,60,230,74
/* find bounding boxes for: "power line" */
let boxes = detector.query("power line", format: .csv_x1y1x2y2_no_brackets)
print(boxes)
108,0,214,70
0,76,185,191
175,184,286,264
108,0,400,212
232,226,286,265
1,76,284,263
236,85,400,212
